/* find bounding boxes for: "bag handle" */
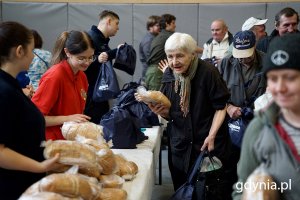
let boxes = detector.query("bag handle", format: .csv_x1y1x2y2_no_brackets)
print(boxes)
187,150,206,184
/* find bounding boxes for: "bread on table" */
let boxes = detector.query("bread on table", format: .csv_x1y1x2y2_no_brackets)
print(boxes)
18,192,82,200
114,154,138,181
61,121,104,141
39,173,102,200
99,174,125,188
97,149,117,175
98,188,127,200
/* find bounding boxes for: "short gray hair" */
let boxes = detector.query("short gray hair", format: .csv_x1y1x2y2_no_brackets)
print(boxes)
165,32,197,54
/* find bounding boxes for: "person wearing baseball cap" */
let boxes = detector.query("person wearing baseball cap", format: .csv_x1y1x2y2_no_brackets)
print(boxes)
242,17,268,41
232,33,300,200
219,30,267,174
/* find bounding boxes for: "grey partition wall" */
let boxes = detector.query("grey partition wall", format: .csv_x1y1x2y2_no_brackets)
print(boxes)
2,1,300,85
2,2,68,52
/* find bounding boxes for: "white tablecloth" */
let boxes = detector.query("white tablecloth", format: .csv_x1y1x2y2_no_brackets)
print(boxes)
112,149,154,200
112,126,162,200
137,126,162,176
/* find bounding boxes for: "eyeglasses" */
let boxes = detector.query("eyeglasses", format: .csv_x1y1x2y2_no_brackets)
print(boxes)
75,55,96,64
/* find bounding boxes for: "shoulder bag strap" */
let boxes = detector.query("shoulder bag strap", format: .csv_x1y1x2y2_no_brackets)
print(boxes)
33,50,49,68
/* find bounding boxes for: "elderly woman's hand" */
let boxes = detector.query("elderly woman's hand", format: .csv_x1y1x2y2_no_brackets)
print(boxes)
148,103,169,119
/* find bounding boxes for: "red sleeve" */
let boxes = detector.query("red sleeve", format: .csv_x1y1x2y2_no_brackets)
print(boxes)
32,73,60,115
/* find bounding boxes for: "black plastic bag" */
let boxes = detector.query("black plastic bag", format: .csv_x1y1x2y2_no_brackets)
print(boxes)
100,106,147,149
92,61,120,102
113,43,136,75
116,82,160,128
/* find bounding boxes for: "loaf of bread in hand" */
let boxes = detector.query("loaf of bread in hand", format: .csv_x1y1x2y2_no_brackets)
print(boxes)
61,121,104,141
136,86,171,108
114,154,138,181
43,140,102,178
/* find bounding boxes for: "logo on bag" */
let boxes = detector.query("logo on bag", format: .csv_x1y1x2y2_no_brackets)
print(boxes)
99,84,109,90
228,123,240,132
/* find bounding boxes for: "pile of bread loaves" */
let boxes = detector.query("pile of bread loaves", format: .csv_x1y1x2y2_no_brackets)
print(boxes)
19,122,139,200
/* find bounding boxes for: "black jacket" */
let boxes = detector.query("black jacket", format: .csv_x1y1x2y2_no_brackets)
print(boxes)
161,59,231,173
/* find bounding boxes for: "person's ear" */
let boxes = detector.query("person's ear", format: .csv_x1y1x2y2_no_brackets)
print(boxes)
15,45,24,58
64,48,71,58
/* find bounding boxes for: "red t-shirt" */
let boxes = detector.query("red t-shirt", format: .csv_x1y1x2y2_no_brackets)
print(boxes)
32,60,88,140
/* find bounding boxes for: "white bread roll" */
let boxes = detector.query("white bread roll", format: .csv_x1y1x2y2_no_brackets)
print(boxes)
114,154,138,181
97,188,127,200
61,121,104,141
99,174,125,188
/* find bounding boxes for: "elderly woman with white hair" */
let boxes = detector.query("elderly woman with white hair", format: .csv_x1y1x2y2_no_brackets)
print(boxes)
147,32,235,199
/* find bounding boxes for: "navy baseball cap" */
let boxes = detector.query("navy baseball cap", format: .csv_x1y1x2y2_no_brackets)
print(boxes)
232,30,256,58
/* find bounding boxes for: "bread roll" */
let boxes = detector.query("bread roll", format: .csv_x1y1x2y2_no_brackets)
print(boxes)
147,90,171,108
19,192,81,200
97,149,117,175
242,167,280,200
114,154,138,181
99,174,125,188
61,121,104,141
136,86,171,108
97,188,127,200
43,140,102,178
39,173,98,199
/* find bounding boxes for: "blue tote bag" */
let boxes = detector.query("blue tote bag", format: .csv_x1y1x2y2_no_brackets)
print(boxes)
92,61,120,102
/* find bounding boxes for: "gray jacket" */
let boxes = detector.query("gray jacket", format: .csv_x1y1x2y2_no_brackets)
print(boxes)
232,102,300,200
219,50,266,108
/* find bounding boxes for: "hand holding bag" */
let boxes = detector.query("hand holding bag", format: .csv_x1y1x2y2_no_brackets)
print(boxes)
228,107,254,148
169,151,206,200
92,61,120,102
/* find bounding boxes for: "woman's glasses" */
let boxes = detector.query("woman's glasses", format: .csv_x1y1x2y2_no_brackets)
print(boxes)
75,55,96,64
